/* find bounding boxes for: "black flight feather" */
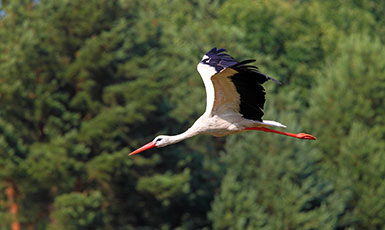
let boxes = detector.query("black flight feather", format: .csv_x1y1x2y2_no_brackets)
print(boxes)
203,48,281,121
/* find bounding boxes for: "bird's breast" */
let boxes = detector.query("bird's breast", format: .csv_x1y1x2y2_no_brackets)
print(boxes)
196,114,247,137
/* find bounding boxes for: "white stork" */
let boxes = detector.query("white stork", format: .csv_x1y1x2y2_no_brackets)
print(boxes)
129,48,315,155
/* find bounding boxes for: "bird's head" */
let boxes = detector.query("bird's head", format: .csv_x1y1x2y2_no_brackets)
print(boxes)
128,135,172,156
152,135,172,147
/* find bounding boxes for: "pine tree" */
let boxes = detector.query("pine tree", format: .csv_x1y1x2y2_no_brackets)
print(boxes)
209,105,342,230
2,0,384,229
0,0,228,229
306,34,385,229
49,191,107,230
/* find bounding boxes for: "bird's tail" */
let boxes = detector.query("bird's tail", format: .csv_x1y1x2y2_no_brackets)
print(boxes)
258,120,287,128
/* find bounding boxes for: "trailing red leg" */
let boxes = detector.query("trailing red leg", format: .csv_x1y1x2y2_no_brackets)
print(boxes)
245,127,316,140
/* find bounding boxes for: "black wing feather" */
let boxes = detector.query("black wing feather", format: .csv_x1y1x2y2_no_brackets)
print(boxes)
204,48,280,121
230,65,269,121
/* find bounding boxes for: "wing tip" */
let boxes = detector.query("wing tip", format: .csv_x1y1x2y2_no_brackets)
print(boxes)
204,48,283,84
206,47,228,55
264,74,282,85
204,48,238,72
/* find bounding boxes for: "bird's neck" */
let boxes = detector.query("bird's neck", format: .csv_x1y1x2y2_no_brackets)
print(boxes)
166,125,201,146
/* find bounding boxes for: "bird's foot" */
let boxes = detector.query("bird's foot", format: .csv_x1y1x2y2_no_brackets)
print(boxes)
295,133,316,140
245,127,316,140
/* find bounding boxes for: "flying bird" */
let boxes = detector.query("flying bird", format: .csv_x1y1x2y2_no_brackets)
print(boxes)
129,48,315,155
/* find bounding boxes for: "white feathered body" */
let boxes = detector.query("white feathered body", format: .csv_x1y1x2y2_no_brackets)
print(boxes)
129,48,315,155
189,59,285,137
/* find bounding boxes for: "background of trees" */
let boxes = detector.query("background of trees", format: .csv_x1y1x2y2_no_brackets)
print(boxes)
0,0,384,229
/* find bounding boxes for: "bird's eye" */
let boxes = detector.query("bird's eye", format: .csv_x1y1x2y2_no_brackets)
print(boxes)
156,138,163,142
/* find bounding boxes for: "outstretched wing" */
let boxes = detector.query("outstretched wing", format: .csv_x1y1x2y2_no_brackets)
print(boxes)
197,48,280,121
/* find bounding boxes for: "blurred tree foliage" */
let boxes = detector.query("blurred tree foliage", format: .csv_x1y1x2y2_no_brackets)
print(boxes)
0,0,384,229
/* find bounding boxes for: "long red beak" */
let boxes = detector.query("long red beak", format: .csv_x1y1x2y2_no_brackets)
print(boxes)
129,141,156,156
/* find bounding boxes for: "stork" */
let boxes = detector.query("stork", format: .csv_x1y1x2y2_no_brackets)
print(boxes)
129,48,315,156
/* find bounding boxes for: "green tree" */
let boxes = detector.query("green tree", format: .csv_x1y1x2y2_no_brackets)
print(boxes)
0,0,227,229
210,105,342,230
306,34,385,229
2,0,385,229
49,191,107,230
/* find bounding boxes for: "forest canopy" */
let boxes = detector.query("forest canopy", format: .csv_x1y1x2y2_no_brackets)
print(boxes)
0,0,384,229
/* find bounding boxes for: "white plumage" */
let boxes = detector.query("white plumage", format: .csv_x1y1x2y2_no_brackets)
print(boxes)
129,48,315,156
